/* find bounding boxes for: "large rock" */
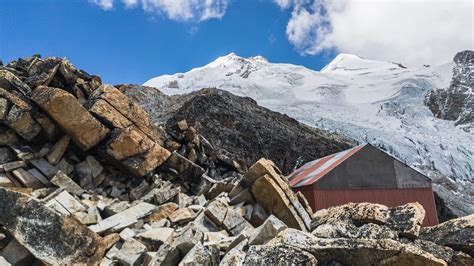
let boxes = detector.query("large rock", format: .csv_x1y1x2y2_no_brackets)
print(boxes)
105,127,155,161
88,84,158,141
0,188,105,264
244,244,317,265
271,228,446,265
178,242,219,266
419,214,474,256
32,86,109,150
312,202,425,239
251,174,307,230
248,215,287,245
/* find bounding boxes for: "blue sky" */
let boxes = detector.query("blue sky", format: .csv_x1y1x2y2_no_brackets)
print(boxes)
1,1,471,84
0,0,336,84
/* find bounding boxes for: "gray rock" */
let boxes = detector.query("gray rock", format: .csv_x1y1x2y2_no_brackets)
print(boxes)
205,198,228,226
30,157,58,178
116,238,147,266
244,244,317,265
248,215,287,245
90,202,157,233
0,238,34,265
178,242,219,266
149,244,181,266
270,228,446,266
0,188,105,264
50,170,84,196
138,227,175,251
419,214,474,256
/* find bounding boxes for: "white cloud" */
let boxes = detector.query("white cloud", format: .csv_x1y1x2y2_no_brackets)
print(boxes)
273,0,293,9
281,0,474,66
90,0,229,21
90,0,114,10
122,0,138,8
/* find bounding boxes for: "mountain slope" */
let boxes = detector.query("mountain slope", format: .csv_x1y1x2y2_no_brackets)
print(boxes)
144,52,474,216
118,85,353,175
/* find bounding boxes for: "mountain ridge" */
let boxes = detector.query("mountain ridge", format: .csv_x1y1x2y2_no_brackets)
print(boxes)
144,51,473,216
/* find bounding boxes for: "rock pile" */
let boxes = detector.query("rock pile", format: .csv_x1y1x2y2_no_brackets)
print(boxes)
0,55,473,265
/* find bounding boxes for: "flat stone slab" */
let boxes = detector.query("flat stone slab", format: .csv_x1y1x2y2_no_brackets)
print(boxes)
89,202,157,234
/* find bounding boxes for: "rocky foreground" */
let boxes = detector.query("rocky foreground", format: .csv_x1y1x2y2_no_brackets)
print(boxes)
0,55,473,265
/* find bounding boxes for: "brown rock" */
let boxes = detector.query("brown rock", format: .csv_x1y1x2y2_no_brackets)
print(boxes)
168,208,197,224
89,84,157,140
0,128,18,145
46,135,70,165
106,127,154,161
122,143,171,177
205,198,228,226
251,174,306,230
35,114,60,140
32,86,109,150
88,98,133,129
145,202,179,223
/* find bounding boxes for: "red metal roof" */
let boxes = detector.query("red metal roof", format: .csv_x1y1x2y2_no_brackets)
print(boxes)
288,144,366,188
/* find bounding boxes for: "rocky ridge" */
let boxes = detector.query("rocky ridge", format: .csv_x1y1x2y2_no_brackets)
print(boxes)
118,85,353,174
0,55,472,265
426,50,473,131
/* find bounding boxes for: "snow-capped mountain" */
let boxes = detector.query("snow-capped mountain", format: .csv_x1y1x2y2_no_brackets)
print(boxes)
144,52,473,216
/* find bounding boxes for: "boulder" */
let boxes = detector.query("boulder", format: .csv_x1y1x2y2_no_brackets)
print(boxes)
138,227,175,250
248,215,287,245
387,202,426,239
122,143,171,177
178,242,219,266
312,202,426,239
88,98,133,129
168,208,197,224
0,188,105,264
251,174,306,230
270,228,446,266
149,244,181,266
115,238,147,266
204,198,228,226
419,214,474,256
88,84,158,140
244,244,317,265
32,86,109,150
105,127,155,161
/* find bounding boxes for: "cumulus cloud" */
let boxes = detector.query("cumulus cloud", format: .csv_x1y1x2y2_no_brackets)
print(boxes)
279,0,474,66
90,0,114,10
90,0,229,21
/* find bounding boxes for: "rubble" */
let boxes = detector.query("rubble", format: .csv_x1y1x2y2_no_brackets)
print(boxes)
0,54,472,265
